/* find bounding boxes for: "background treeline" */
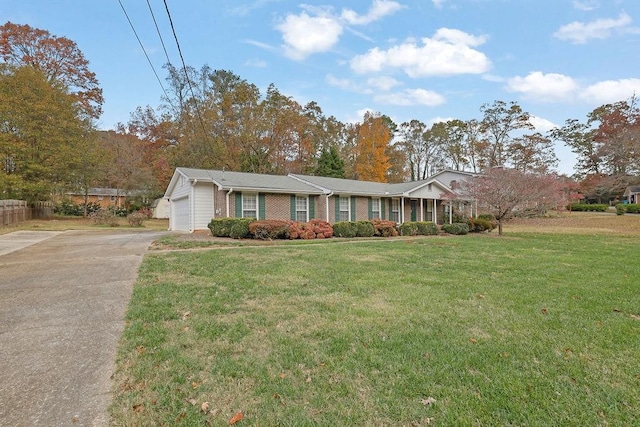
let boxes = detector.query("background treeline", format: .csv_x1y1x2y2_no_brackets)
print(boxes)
1,22,639,206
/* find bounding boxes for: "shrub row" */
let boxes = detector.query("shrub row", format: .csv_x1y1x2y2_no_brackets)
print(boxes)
615,203,640,215
442,222,469,235
210,218,448,240
568,203,609,212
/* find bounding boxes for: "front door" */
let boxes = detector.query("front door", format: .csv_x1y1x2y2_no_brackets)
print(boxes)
410,200,417,222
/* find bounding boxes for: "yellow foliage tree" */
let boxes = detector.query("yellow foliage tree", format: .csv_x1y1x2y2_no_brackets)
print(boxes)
354,112,391,182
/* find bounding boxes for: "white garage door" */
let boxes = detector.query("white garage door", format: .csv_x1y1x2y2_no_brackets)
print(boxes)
172,197,190,231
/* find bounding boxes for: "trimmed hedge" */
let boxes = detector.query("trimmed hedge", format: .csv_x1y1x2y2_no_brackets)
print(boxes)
416,221,438,235
568,203,609,212
442,222,469,235
356,221,375,237
333,221,358,238
288,219,334,239
208,218,255,238
615,203,640,215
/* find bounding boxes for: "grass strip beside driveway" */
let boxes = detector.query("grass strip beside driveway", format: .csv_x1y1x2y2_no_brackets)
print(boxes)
111,234,640,426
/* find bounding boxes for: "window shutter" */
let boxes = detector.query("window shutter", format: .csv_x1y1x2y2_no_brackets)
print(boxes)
235,193,242,218
290,195,296,220
335,196,340,222
309,196,315,219
350,196,356,222
258,193,266,220
368,197,373,220
381,198,386,219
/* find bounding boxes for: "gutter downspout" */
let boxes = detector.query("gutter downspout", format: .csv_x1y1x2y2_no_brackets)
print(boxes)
190,179,198,233
325,191,333,222
226,188,233,218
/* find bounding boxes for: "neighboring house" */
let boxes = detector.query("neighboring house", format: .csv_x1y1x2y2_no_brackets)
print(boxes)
623,186,640,204
151,197,170,219
164,167,476,232
66,187,132,208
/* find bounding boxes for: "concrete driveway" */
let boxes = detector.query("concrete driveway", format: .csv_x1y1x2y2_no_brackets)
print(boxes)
0,229,167,427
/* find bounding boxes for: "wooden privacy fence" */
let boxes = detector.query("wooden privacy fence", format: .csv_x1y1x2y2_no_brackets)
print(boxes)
0,200,54,226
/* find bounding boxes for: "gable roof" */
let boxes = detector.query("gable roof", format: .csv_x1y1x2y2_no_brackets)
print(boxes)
165,167,475,199
165,168,326,196
623,185,640,196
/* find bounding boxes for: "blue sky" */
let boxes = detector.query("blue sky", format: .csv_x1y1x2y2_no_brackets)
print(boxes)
2,0,640,175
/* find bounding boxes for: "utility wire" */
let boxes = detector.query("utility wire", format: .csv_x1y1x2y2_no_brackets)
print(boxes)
146,0,172,66
117,0,172,107
162,0,210,138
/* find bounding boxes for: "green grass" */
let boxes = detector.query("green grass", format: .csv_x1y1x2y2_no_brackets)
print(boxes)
110,234,640,426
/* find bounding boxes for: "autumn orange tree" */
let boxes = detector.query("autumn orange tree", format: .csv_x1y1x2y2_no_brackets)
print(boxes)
0,22,103,118
353,112,391,182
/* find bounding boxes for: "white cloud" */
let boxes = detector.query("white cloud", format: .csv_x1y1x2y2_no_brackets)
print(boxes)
367,76,401,91
276,1,403,61
276,11,343,60
326,74,371,93
245,59,267,68
505,71,579,102
553,12,632,44
374,88,446,106
579,78,640,105
350,28,491,77
572,0,599,12
529,115,558,133
341,0,404,25
432,0,446,9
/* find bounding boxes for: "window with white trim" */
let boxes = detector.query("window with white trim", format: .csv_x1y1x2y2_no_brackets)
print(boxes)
390,198,400,222
371,198,381,219
339,196,350,221
242,193,257,218
295,195,308,222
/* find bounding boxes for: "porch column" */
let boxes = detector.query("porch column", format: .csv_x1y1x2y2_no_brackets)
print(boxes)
433,199,437,224
420,198,424,221
400,197,405,223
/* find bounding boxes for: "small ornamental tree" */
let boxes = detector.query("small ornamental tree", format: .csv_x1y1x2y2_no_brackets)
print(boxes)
458,168,564,235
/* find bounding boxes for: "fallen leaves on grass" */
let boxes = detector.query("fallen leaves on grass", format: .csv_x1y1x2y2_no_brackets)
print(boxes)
229,411,243,425
201,401,209,413
132,403,144,413
630,314,640,320
421,396,436,406
541,308,548,315
469,338,477,344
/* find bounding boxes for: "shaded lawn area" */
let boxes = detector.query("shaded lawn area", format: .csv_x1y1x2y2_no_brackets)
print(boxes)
111,234,640,426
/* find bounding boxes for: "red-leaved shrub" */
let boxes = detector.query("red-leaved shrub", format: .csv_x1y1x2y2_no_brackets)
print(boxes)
371,219,398,237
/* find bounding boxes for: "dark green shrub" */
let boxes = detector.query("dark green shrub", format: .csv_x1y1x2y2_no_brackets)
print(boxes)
625,204,640,213
333,221,358,238
442,222,469,235
469,217,497,232
398,222,418,236
229,220,252,239
616,204,626,215
54,199,82,216
371,219,399,237
356,221,375,237
208,218,254,237
249,220,290,240
416,221,438,235
568,203,608,212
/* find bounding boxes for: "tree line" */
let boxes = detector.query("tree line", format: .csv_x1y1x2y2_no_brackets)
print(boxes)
1,22,639,206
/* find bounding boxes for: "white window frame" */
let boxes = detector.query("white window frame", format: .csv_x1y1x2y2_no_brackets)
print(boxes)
242,193,257,218
338,196,350,221
295,195,308,222
390,198,400,223
371,198,381,219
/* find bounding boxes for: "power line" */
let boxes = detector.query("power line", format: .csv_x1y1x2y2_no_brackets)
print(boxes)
146,0,172,66
162,0,210,138
117,0,172,108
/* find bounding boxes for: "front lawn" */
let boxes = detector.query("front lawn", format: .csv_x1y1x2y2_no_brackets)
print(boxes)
110,233,640,426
